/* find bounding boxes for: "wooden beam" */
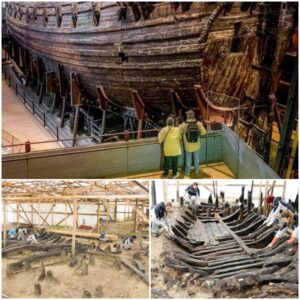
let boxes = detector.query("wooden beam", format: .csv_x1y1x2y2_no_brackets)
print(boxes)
31,205,50,226
48,229,118,241
19,203,31,224
3,195,148,201
7,204,29,224
97,202,100,234
41,204,55,226
3,201,7,247
263,180,269,216
72,198,78,258
134,199,138,232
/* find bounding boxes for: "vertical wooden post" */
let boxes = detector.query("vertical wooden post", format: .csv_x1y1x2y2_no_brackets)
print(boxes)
99,109,107,143
38,201,41,225
60,97,67,128
106,200,109,224
65,203,67,226
258,180,263,215
72,198,78,258
17,200,20,226
97,202,100,234
176,181,179,203
3,200,7,247
134,199,138,232
114,199,117,221
72,106,80,146
263,180,269,216
163,181,168,203
282,181,286,200
31,202,33,224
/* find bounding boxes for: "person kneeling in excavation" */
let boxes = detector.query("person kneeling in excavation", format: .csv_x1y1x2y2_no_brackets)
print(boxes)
264,196,294,227
123,235,137,250
151,202,174,237
184,182,200,206
268,210,298,247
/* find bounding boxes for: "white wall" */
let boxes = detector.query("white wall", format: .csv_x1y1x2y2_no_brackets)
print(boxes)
6,202,134,227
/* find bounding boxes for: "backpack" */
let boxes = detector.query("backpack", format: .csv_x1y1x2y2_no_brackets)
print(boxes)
185,121,199,143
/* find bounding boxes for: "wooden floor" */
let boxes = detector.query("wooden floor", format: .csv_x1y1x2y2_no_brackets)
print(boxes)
2,78,61,152
125,163,235,179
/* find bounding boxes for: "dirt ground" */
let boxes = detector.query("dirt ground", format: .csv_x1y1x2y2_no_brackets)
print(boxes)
3,251,149,298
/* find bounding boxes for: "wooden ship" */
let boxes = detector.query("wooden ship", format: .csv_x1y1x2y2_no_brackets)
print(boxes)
159,198,298,298
3,2,298,174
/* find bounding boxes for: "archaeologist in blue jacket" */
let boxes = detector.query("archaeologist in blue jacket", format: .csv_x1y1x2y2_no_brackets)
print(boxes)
151,202,174,237
263,197,294,227
268,210,298,247
180,110,207,177
184,182,200,205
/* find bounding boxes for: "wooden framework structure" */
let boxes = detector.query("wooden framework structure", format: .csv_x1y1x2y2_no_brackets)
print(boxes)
161,180,288,215
2,180,149,257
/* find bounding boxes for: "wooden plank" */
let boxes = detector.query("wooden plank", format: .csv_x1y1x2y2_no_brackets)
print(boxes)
48,229,118,240
72,198,78,258
19,203,32,224
217,215,257,256
121,259,149,284
3,201,7,247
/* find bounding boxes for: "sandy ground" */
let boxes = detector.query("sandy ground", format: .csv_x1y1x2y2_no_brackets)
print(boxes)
3,251,149,298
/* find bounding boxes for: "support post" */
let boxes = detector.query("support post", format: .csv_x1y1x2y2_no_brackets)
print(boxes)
38,73,45,104
134,199,138,232
131,90,145,139
163,181,168,203
96,86,109,143
72,106,80,146
17,200,20,226
97,202,100,234
274,58,298,176
263,180,269,216
3,200,7,247
60,97,66,128
72,198,78,258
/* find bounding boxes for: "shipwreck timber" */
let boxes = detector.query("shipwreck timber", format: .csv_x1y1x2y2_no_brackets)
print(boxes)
159,199,298,298
3,2,298,168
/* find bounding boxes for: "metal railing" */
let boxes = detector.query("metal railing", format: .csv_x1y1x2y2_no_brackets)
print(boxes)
2,130,23,154
2,128,161,154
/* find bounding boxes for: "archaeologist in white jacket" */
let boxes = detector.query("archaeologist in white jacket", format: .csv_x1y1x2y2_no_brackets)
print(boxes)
263,197,294,227
151,202,174,236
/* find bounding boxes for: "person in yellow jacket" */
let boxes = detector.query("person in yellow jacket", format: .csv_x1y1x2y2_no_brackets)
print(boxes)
158,117,182,178
180,110,207,176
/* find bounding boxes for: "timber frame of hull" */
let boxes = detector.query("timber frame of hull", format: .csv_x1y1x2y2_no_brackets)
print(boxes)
3,2,298,171
162,202,298,297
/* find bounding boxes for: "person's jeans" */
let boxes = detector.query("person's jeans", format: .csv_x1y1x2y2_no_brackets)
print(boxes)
185,151,200,175
163,156,178,176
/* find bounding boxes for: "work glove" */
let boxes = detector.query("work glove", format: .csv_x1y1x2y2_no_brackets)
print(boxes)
287,236,297,244
268,236,279,248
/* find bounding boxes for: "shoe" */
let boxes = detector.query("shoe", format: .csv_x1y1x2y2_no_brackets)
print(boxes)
173,173,180,179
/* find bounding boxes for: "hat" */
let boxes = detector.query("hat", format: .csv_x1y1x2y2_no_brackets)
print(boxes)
186,110,195,118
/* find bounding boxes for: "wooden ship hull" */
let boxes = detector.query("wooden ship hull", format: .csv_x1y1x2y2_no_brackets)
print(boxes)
3,2,298,169
162,202,298,297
